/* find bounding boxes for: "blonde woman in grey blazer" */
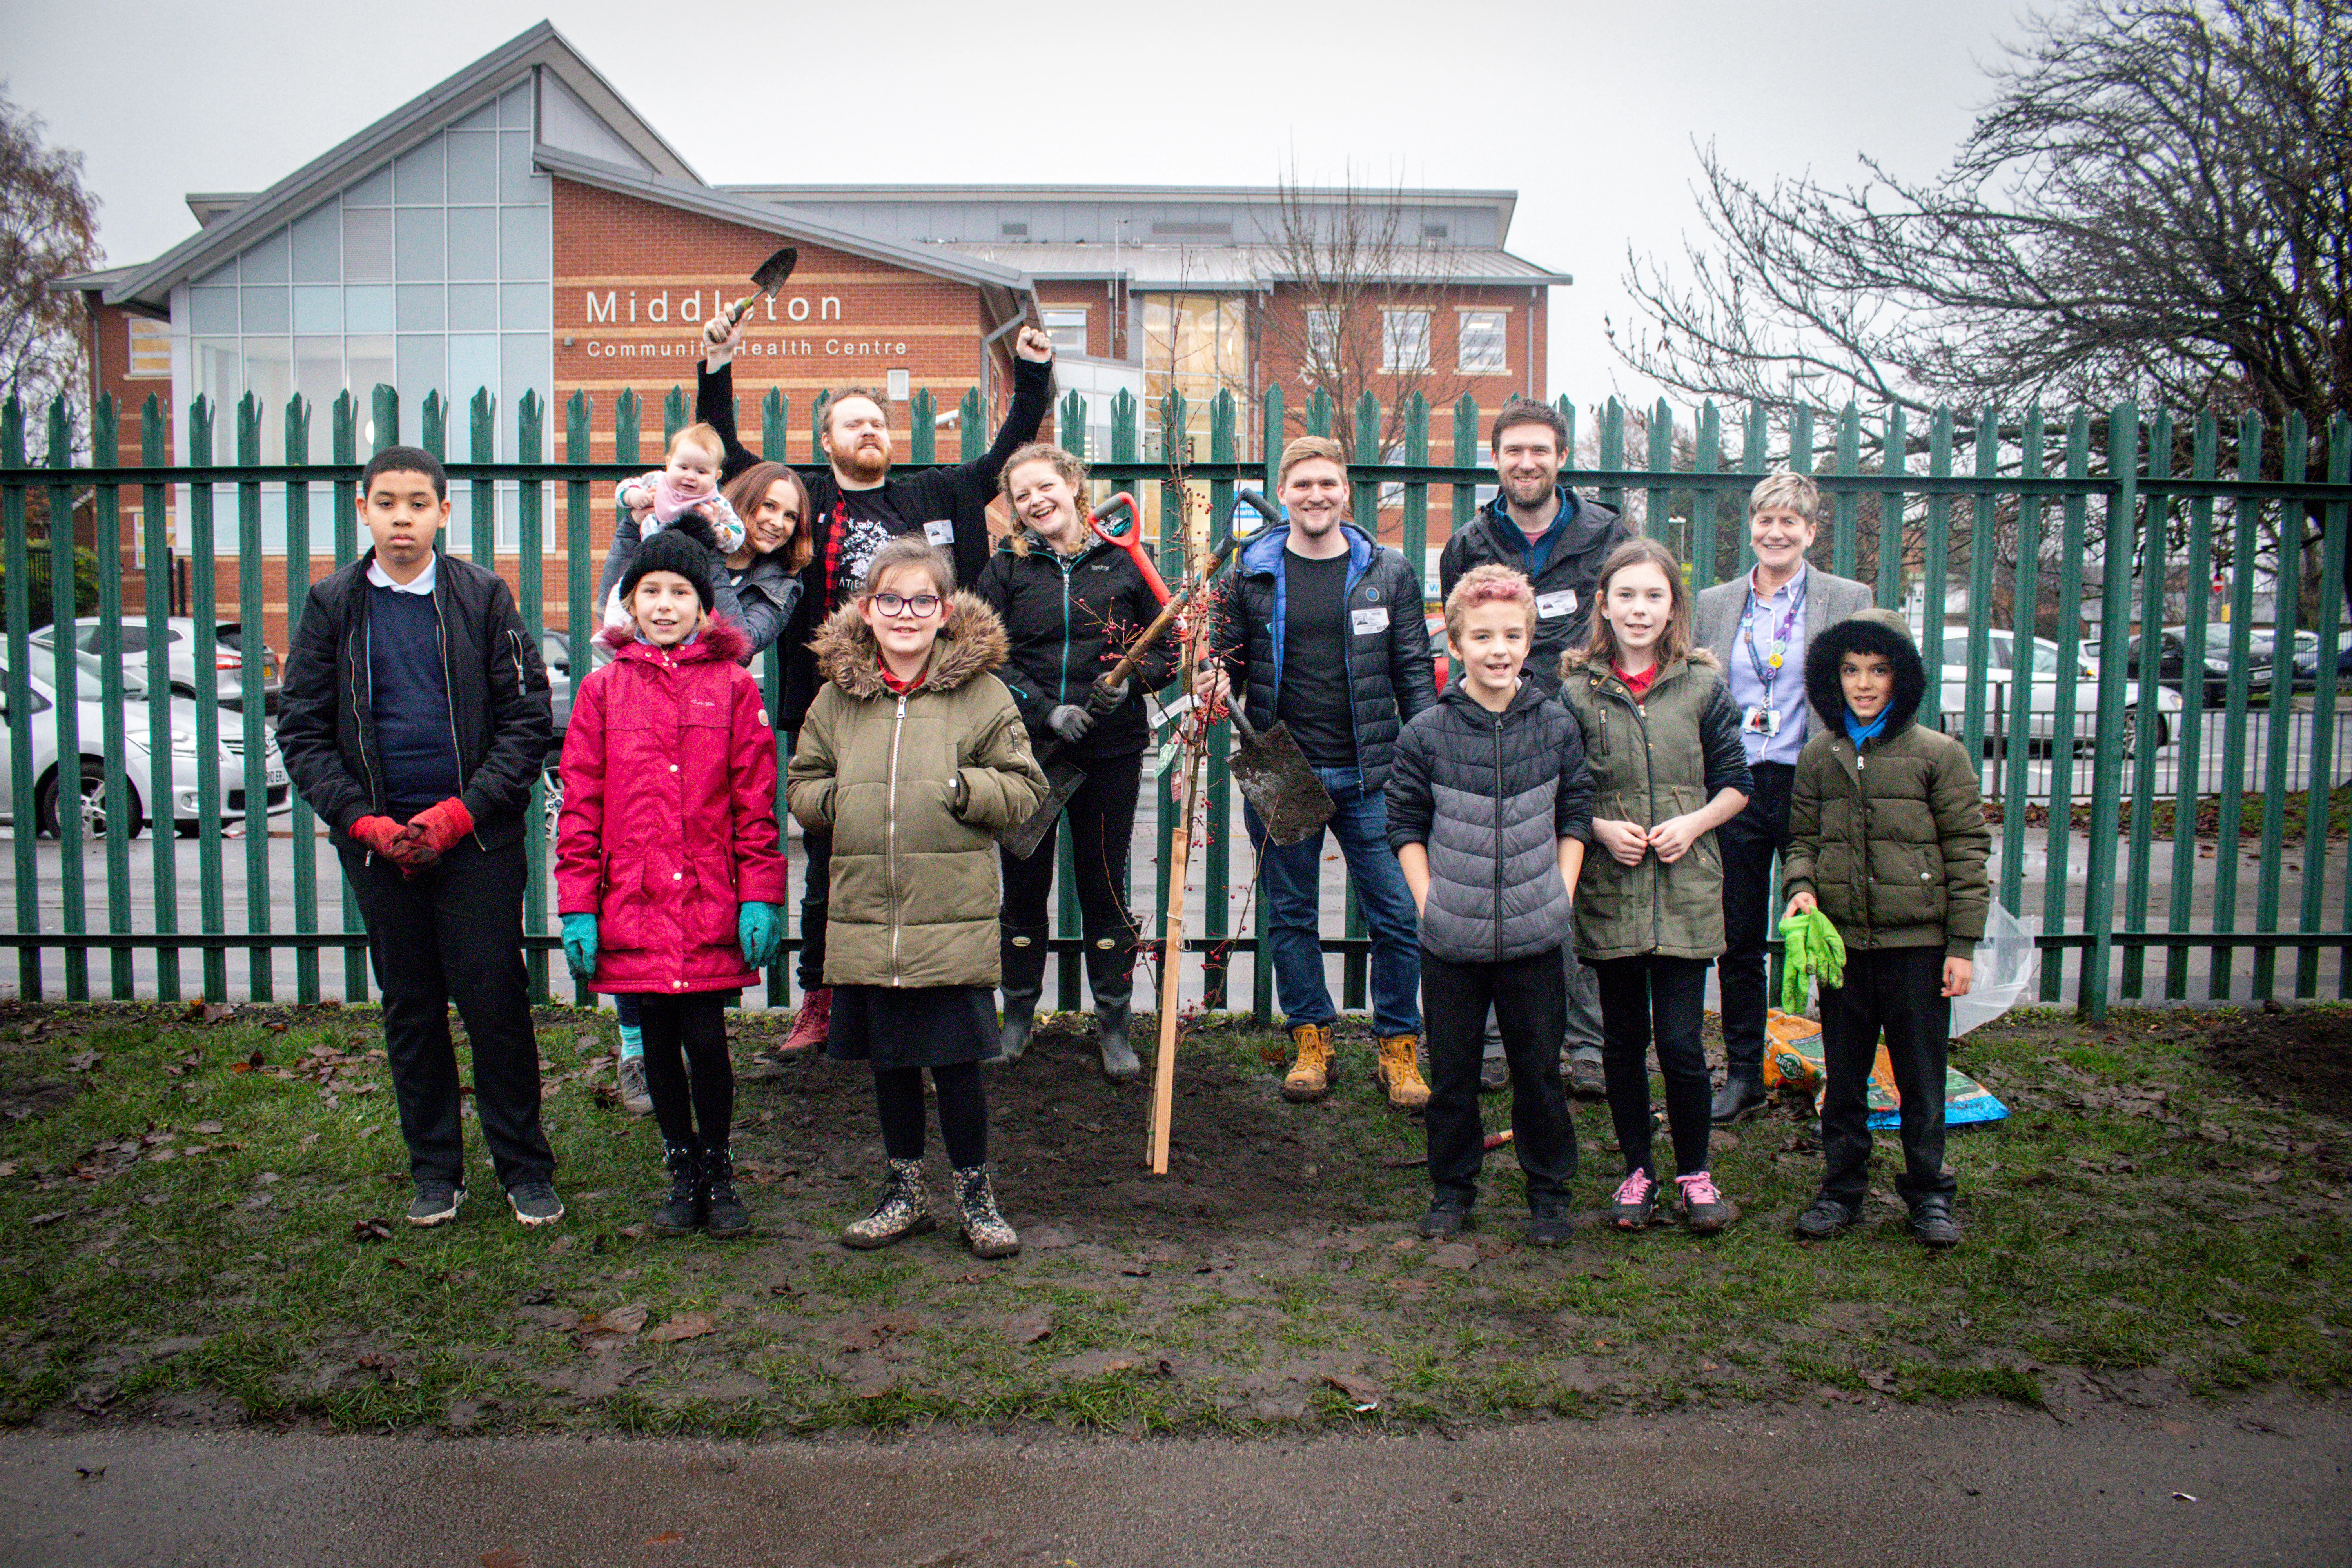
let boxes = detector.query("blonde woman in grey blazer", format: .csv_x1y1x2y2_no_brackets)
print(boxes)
1693,473,1875,1124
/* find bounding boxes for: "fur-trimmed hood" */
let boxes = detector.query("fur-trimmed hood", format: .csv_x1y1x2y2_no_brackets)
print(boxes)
1557,643,1720,683
1804,606,1925,738
809,592,1011,698
595,613,753,666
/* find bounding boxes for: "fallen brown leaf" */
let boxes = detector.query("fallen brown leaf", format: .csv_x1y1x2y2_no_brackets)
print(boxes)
1006,1310,1052,1345
352,1218,394,1243
644,1531,685,1545
28,1211,65,1227
644,1311,718,1344
479,1549,529,1568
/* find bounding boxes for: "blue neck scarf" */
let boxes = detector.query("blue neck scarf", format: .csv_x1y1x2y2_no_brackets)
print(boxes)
1844,706,1891,748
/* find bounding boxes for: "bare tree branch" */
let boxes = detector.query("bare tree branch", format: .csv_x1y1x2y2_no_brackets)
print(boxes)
1,82,103,459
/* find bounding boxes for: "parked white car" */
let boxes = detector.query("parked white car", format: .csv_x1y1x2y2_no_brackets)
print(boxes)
30,616,281,713
1936,630,2182,755
0,648,287,837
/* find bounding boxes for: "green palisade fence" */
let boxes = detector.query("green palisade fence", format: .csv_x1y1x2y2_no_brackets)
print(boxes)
4,389,2352,1025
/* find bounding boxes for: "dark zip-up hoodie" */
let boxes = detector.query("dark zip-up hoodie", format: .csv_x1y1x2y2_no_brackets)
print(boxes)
1438,488,1634,693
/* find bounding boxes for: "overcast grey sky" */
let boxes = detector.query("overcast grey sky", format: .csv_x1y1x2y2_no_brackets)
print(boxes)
4,0,2035,408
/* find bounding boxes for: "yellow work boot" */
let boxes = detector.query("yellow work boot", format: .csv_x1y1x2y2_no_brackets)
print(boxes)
1374,1033,1431,1111
1281,1023,1337,1102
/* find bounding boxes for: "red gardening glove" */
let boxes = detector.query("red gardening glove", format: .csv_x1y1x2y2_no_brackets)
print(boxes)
394,797,475,867
352,816,409,858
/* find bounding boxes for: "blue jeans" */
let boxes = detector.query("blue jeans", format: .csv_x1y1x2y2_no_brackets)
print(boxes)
1248,766,1421,1037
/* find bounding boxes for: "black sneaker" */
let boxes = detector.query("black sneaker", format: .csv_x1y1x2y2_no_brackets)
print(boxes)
1608,1169,1661,1230
1794,1196,1861,1240
1527,1198,1575,1248
1564,1053,1607,1098
1478,1054,1509,1093
506,1181,565,1228
1910,1199,1962,1250
1710,1073,1768,1127
407,1180,464,1227
1415,1201,1472,1239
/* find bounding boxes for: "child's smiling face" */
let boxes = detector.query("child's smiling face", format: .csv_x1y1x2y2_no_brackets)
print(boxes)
1842,649,1895,721
631,570,702,647
665,438,720,499
860,563,949,667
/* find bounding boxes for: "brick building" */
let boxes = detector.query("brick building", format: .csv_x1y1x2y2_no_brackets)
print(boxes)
58,22,1565,656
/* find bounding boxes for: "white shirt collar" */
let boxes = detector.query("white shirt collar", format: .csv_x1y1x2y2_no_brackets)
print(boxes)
367,552,438,595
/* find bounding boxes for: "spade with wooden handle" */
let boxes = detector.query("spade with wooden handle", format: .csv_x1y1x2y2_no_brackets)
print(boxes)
721,246,799,328
1225,701,1333,846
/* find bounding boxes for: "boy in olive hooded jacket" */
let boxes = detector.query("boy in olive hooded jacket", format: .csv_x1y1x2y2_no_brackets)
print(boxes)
1782,608,1990,1249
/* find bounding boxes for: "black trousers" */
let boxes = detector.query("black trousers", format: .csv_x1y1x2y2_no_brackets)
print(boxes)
797,826,830,993
1818,946,1957,1210
1422,946,1576,1209
339,836,554,1190
1592,954,1714,1179
1718,761,1795,1077
637,992,733,1152
1000,751,1143,958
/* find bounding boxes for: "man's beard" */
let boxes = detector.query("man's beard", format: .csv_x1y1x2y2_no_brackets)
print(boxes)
835,444,889,483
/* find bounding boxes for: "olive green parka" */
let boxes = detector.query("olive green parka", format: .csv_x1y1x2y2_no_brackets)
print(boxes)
1782,608,1991,958
785,595,1046,988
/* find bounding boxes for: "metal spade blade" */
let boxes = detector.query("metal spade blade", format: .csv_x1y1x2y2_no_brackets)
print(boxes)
1002,752,1088,860
1228,704,1333,845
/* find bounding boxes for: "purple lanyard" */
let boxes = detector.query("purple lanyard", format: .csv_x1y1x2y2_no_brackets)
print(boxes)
1740,575,1804,693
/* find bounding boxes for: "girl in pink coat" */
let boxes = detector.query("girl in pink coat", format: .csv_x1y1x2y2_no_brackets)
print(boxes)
556,517,789,1238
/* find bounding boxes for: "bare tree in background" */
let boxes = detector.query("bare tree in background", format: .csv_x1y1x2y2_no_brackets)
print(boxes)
1,86,102,456
1614,0,2351,434
1259,169,1483,472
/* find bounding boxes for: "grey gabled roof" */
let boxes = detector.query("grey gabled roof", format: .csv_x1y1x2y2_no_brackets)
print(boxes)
535,148,1038,300
99,20,696,310
937,242,1571,290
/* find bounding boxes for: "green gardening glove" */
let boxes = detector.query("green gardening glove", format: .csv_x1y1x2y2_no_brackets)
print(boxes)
561,912,599,979
1811,908,1846,993
737,901,782,970
1779,911,1815,1014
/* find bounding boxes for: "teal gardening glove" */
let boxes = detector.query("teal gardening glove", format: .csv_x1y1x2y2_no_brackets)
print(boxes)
560,912,599,979
738,901,782,969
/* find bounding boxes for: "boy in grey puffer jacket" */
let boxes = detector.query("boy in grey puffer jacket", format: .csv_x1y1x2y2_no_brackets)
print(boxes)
1387,566,1593,1246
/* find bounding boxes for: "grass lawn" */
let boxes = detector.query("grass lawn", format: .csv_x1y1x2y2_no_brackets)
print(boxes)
0,998,2345,1437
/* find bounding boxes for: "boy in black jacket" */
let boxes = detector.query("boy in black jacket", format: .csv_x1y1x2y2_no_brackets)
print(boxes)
276,446,561,1229
1387,566,1593,1246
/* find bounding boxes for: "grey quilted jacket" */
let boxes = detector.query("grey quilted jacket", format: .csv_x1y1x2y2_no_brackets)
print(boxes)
1385,679,1594,965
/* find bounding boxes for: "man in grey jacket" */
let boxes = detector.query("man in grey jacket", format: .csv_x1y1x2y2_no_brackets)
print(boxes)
1693,472,1875,1123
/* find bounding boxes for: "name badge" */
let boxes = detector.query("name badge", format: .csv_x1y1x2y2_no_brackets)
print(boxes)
922,518,955,546
1351,606,1390,635
1536,589,1578,619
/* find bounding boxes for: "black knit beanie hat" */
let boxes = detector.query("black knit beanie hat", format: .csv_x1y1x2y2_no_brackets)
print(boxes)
621,513,720,611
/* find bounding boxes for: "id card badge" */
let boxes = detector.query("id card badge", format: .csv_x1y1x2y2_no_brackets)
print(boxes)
922,518,955,547
1351,606,1390,635
1536,588,1579,620
1742,704,1781,736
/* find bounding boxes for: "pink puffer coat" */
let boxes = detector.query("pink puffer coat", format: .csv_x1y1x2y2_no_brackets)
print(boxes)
555,617,789,994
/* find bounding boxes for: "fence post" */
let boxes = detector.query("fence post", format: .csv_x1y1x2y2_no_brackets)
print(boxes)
909,388,936,466
1692,402,1722,593
44,397,88,1000
2122,409,2174,1001
1252,386,1280,1022
1959,407,1999,762
2041,410,2092,1002
516,392,550,1003
1647,398,1676,551
2209,414,2264,1000
2167,414,2219,998
285,394,319,1003
332,393,367,1002
2297,417,2345,996
188,397,227,1000
469,389,496,567
565,392,595,1009
1831,404,1861,580
2250,414,2308,1001
2080,402,2140,1020
234,394,270,1003
2001,407,2047,918
2,399,37,999
1202,388,1238,1011
1875,407,1907,608
94,396,134,998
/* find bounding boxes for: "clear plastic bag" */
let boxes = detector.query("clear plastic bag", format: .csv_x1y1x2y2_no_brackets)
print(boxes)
1950,899,2040,1037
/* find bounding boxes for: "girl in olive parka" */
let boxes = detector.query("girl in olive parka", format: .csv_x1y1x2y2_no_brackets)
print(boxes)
786,538,1047,1260
1558,539,1752,1235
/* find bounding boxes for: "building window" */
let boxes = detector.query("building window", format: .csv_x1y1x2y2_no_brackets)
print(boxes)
1306,309,1340,370
1000,221,1029,238
1042,307,1088,356
1381,309,1430,374
1457,309,1508,374
125,319,171,379
1421,222,1450,240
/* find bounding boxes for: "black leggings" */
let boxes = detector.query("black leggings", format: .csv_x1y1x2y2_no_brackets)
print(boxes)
1592,955,1714,1180
873,1061,987,1168
637,992,734,1151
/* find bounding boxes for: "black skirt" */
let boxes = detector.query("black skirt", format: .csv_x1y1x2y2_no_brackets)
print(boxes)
827,984,996,1070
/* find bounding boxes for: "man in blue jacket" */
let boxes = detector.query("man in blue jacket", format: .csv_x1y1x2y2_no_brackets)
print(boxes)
1200,436,1436,1108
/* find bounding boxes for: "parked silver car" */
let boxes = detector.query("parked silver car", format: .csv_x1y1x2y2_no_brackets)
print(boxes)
31,616,282,713
0,648,287,837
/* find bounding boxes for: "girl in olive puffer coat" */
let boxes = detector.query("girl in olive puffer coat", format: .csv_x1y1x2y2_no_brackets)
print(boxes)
786,537,1047,1260
1558,538,1752,1236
